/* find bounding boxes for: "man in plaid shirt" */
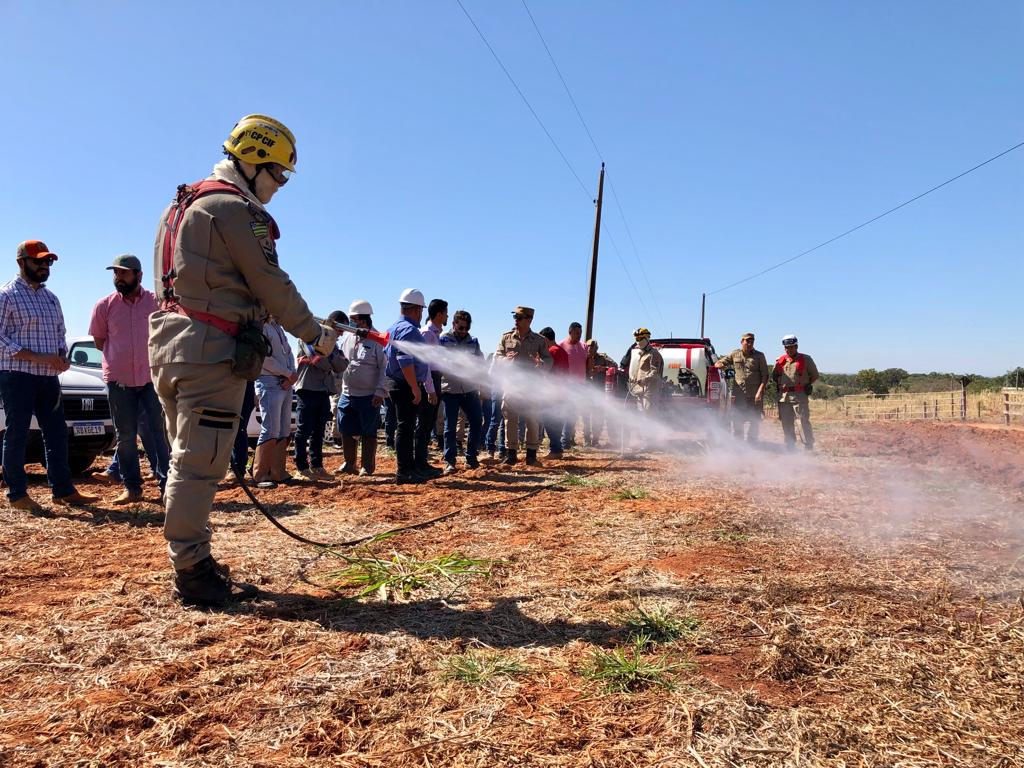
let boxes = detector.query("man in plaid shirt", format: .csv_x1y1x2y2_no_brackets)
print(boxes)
0,240,97,511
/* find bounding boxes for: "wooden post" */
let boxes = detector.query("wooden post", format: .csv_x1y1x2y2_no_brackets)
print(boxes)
1006,391,1011,425
584,163,605,342
977,400,981,420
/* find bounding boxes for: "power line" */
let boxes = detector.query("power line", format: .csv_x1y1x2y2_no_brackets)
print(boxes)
600,221,654,322
454,0,590,197
519,0,665,325
606,175,666,326
455,0,654,320
520,0,603,161
708,140,1024,296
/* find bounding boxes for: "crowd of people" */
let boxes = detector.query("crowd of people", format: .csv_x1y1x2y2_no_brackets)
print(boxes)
0,114,818,606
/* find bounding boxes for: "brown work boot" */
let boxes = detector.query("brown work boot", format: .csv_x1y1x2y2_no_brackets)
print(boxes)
252,440,276,489
174,556,258,607
502,450,518,466
525,449,541,466
53,490,99,506
311,466,332,481
360,435,377,475
271,437,293,484
112,488,144,505
9,495,42,512
293,467,318,482
336,435,358,474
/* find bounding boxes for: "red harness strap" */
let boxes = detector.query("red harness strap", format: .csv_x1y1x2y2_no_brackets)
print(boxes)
774,353,806,393
159,179,275,338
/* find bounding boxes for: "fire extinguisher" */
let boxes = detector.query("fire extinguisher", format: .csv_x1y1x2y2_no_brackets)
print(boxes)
605,365,618,397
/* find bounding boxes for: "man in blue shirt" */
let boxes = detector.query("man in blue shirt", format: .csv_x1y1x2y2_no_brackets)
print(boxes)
385,288,437,484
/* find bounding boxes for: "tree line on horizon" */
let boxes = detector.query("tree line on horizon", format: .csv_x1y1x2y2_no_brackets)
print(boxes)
808,368,1024,398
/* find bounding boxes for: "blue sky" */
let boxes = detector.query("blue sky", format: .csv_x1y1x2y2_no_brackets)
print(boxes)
3,1,1021,374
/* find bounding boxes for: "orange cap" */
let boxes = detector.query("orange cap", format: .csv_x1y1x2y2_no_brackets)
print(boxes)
17,240,59,261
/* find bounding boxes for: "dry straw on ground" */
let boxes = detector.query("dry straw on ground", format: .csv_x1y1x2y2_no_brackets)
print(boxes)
1,421,1023,766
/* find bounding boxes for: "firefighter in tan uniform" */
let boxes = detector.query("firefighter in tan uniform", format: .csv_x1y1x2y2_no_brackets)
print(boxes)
495,306,552,466
149,115,339,606
626,327,664,411
715,332,770,442
771,334,819,451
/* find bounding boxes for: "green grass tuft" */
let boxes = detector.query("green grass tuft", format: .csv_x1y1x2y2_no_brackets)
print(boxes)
560,473,606,488
581,637,687,693
620,602,701,646
441,650,527,685
322,536,492,601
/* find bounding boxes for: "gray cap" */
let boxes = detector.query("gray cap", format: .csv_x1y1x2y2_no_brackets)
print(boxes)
106,254,142,271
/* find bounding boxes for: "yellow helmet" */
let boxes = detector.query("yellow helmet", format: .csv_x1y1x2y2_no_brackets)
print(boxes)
223,114,297,171
633,327,651,339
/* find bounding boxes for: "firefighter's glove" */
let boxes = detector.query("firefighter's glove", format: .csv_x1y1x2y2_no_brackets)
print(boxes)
805,383,813,396
354,327,370,339
313,325,340,355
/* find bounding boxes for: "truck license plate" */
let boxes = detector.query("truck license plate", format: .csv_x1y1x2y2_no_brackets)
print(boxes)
73,422,105,437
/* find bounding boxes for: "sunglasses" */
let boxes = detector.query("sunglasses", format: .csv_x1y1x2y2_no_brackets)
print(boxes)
24,257,56,266
264,163,292,185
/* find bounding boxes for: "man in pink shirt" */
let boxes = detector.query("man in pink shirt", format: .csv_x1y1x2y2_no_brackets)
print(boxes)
89,254,170,504
559,321,588,448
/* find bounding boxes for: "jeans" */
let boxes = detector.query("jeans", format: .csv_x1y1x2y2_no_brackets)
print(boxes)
107,381,170,493
294,389,330,470
442,392,481,465
106,395,161,479
486,391,504,452
384,397,397,448
479,395,492,450
338,393,379,437
0,371,75,501
231,380,256,475
390,379,421,474
545,419,564,453
255,375,292,444
560,408,577,447
415,378,440,468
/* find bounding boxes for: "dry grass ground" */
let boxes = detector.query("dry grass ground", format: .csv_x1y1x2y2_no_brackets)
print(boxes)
1,421,1022,767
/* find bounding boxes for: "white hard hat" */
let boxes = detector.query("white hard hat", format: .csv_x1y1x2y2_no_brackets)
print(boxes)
398,288,425,307
782,334,798,346
349,299,373,315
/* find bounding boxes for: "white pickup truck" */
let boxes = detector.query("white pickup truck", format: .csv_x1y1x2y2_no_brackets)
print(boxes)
0,337,116,474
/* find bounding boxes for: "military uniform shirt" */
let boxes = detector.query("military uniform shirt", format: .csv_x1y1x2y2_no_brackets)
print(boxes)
495,329,553,371
719,348,770,399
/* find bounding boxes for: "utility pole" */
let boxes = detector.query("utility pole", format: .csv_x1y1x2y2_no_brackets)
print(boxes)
584,163,605,341
699,293,706,338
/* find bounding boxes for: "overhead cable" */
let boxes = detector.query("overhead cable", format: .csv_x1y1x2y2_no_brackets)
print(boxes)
708,140,1024,296
455,0,653,317
455,0,590,197
519,0,665,325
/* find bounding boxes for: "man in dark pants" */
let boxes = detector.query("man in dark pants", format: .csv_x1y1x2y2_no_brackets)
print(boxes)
0,240,97,511
384,289,437,484
439,310,483,474
417,298,447,475
229,381,256,480
89,254,170,504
